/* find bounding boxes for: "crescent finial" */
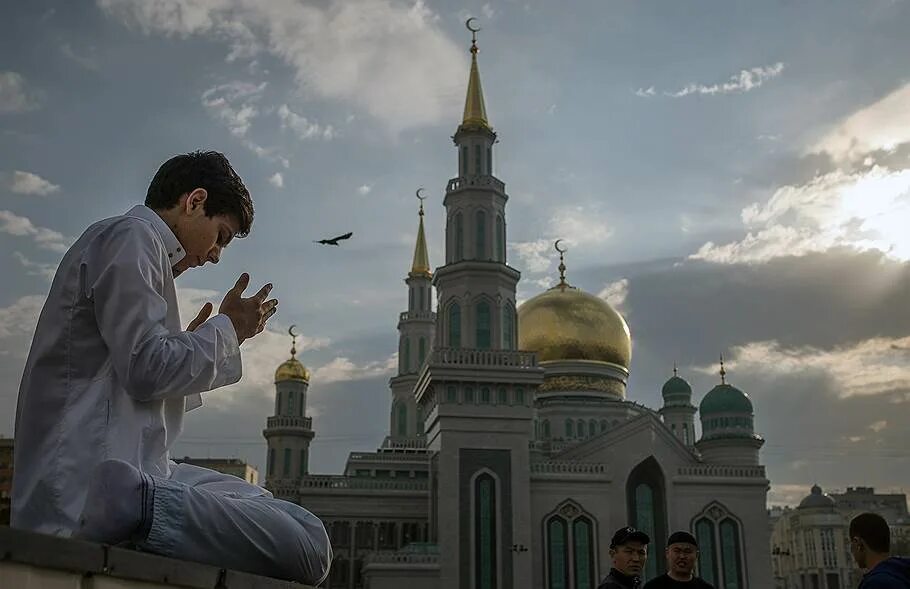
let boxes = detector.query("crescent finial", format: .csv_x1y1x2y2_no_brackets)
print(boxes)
465,17,481,33
288,324,297,338
554,239,567,254
415,187,427,201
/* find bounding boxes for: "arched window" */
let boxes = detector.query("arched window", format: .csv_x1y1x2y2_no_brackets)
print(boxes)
495,215,504,262
287,390,295,415
418,337,426,367
474,473,497,589
480,387,491,404
695,518,718,587
402,338,411,373
461,146,469,176
416,405,424,435
475,144,483,175
565,418,574,439
448,303,461,348
577,419,586,439
573,517,595,589
409,288,414,310
589,419,597,438
476,210,486,259
283,448,291,476
600,419,608,433
683,423,690,445
476,301,491,349
497,387,508,404
455,213,464,261
542,419,551,439
397,402,407,437
299,449,307,476
502,303,514,349
547,516,569,589
515,387,525,405
720,519,743,589
268,448,275,476
627,457,668,580
446,385,457,403
464,386,475,403
418,287,424,311
487,147,493,176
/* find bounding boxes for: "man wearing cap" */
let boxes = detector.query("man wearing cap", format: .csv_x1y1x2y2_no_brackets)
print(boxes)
643,532,715,588
597,527,651,589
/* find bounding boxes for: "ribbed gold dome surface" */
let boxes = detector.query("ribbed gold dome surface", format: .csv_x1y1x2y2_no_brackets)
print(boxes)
275,357,310,383
518,285,631,368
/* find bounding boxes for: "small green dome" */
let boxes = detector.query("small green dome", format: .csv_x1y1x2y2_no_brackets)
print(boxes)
662,375,692,398
699,383,753,415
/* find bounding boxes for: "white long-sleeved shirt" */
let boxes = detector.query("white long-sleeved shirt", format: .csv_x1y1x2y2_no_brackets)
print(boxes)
11,205,242,535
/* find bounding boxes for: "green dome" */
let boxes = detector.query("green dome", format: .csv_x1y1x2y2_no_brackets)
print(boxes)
699,383,753,415
662,375,692,398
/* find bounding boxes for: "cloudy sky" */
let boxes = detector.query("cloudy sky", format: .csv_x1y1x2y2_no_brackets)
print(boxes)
2,0,909,507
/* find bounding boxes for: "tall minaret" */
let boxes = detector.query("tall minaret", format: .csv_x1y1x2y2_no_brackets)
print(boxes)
388,191,436,441
659,363,697,447
434,21,518,353
263,327,314,497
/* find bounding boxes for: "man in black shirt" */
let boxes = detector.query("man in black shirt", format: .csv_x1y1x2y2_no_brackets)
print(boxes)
643,531,715,589
597,527,651,589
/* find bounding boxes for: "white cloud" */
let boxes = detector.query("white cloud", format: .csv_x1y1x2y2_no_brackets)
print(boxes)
869,420,888,433
0,71,42,113
769,484,813,506
653,62,784,98
691,166,910,263
597,278,628,311
481,3,495,19
13,252,57,281
509,205,615,276
7,170,60,196
312,354,397,384
509,238,552,274
175,287,330,408
200,81,266,137
811,82,910,164
98,0,465,132
0,294,47,344
277,104,335,141
0,210,69,253
357,184,372,196
60,43,100,71
702,336,910,399
634,86,655,98
268,172,284,188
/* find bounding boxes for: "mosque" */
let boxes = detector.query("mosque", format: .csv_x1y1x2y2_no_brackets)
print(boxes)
262,26,772,589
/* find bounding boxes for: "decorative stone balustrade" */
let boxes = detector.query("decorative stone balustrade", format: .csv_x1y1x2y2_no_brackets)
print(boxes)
380,436,428,451
531,461,609,475
399,310,436,322
348,452,429,464
446,175,506,194
429,347,538,369
265,415,312,430
677,465,766,478
299,475,428,491
364,551,440,564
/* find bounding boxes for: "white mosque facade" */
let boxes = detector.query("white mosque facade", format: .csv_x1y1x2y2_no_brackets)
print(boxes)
262,32,773,589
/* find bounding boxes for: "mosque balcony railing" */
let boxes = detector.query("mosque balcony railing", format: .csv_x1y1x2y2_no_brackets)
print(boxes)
364,551,439,565
530,461,610,476
446,174,505,194
429,347,538,369
265,415,312,430
677,465,766,479
529,439,578,454
399,310,436,322
299,475,429,491
347,452,429,464
380,436,428,451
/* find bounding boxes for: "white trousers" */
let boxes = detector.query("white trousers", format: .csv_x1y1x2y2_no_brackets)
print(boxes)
142,462,331,585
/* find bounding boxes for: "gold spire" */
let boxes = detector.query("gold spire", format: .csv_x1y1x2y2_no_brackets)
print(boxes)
553,239,572,290
410,188,431,277
719,353,727,384
461,18,491,131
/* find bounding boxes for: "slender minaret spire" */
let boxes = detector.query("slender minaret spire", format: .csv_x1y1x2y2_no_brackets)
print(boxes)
462,18,490,131
554,239,572,290
719,353,727,384
411,188,431,277
673,361,678,377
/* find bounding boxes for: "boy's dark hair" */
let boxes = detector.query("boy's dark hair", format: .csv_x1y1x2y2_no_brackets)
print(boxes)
849,512,891,553
145,151,254,236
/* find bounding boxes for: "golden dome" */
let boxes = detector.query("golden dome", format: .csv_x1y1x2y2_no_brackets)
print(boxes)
275,357,310,383
518,285,631,368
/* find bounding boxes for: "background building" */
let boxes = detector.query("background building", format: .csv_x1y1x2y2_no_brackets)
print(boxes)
0,437,13,525
174,457,259,486
261,28,773,589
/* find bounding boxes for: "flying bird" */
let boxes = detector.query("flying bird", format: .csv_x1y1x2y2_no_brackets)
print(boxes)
313,232,353,246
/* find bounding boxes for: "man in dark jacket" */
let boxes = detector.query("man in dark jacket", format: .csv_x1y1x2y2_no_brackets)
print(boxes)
643,531,715,588
849,512,910,588
597,527,650,589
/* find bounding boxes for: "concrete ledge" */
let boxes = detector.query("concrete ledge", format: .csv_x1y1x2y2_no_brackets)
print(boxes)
0,526,313,588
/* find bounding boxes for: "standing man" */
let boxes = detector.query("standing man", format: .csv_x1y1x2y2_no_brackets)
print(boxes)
849,512,910,588
11,151,331,585
597,527,651,589
643,532,715,588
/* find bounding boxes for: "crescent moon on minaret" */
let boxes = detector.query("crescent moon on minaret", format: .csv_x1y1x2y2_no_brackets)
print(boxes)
416,187,427,202
465,17,481,33
288,324,297,338
554,239,567,254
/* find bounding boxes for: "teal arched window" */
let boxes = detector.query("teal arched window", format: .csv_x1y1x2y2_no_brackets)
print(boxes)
475,145,483,175
497,387,508,404
495,215,504,262
547,516,569,589
455,213,464,260
589,419,597,437
461,146,469,175
720,519,743,589
476,301,491,349
481,387,491,404
627,457,667,581
476,210,486,259
577,419,586,438
573,517,595,589
418,337,426,367
502,303,514,349
287,390,295,415
695,518,718,586
396,402,407,437
475,473,497,589
402,338,411,373
299,449,307,476
449,303,461,348
542,419,551,439
283,448,291,476
565,419,574,438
